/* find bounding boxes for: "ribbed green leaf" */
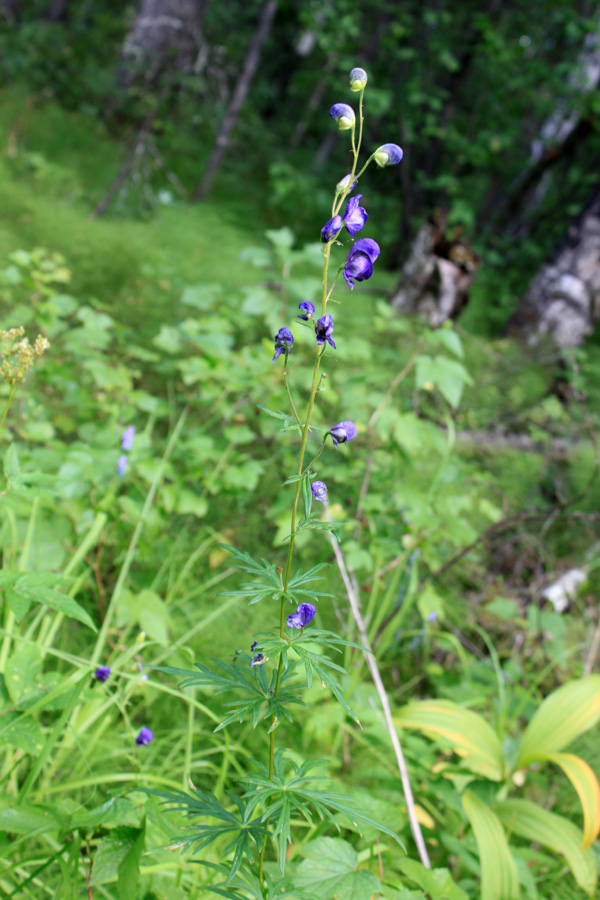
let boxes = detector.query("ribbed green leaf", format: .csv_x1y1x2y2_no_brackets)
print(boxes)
462,791,519,900
495,798,597,894
515,676,600,769
395,700,505,780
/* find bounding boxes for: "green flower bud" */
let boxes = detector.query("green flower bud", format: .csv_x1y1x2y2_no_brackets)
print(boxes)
349,67,368,91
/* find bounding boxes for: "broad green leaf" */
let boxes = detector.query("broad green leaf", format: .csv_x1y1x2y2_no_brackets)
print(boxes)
515,676,600,768
92,825,145,893
395,700,506,780
495,799,596,894
10,574,97,631
543,752,600,849
4,443,22,487
399,858,468,900
5,587,31,623
4,644,43,707
118,820,145,900
0,711,44,756
294,837,381,900
462,791,519,900
0,802,64,834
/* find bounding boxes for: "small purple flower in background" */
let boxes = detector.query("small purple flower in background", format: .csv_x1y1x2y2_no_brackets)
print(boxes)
330,420,358,449
321,215,343,243
311,481,328,502
251,641,258,651
94,666,111,682
426,611,438,623
349,67,368,91
315,315,336,349
343,238,381,289
373,143,404,167
330,103,355,131
136,727,153,746
336,173,358,194
251,653,265,668
342,194,368,237
298,301,315,321
121,426,135,451
286,602,316,629
272,327,294,362
117,455,128,477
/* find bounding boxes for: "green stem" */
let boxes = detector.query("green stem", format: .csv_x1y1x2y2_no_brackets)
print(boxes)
283,366,302,428
0,385,17,436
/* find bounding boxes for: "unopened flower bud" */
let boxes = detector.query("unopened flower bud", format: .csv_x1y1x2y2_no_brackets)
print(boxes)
373,143,404,167
336,173,358,194
330,103,355,131
349,67,368,91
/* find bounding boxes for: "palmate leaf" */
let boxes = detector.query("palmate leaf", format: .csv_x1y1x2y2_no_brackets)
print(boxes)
239,750,404,874
197,861,316,900
142,788,265,884
219,544,282,586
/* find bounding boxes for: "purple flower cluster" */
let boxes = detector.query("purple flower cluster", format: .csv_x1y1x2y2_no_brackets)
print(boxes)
117,425,135,478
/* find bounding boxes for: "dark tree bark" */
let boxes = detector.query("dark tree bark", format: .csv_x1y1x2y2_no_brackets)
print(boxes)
45,0,70,21
119,0,209,86
507,183,600,347
391,217,479,325
194,0,278,201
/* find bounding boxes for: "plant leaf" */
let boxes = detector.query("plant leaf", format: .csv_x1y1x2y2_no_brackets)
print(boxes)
293,837,381,900
515,676,600,769
495,798,597,894
399,858,468,900
543,752,600,849
462,790,519,900
395,700,506,780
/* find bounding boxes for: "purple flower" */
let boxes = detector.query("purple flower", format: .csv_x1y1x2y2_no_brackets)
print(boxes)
135,727,154,746
373,143,403,167
272,327,294,362
94,666,111,682
349,67,368,91
330,420,358,449
336,173,358,194
286,602,316,629
315,314,336,349
321,215,343,243
311,481,328,502
250,641,258,651
117,455,128,477
342,194,368,237
251,653,265,668
330,103,355,130
426,611,438,623
298,301,315,321
121,426,135,452
343,238,380,289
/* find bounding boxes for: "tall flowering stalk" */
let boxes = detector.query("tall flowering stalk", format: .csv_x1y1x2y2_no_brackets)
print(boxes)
151,68,407,898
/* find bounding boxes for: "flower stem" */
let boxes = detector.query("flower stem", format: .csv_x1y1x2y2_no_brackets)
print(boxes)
0,385,17,436
283,366,302,428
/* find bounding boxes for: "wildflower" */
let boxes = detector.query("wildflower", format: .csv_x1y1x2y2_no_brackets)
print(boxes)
286,602,316,629
251,641,258,651
321,215,343,243
330,103,355,130
272,327,294,362
349,67,368,91
343,238,380,289
117,455,128,477
135,727,154,746
315,315,336,349
426,611,438,623
342,194,368,237
121,426,135,451
298,301,315,321
336,173,358,194
311,481,328,502
251,653,265,668
373,143,404,167
330,420,358,449
94,666,111,682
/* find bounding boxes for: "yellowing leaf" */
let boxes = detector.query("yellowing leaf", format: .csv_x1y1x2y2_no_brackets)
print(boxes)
395,700,506,780
544,752,600,849
496,799,596,894
462,791,519,900
515,676,600,768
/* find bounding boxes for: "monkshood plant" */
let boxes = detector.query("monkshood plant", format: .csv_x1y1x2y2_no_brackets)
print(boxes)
150,68,409,899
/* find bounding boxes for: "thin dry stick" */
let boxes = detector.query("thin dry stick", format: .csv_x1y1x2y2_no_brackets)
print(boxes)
584,620,600,676
326,528,431,868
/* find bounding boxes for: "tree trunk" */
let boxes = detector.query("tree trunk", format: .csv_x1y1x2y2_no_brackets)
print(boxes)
507,183,600,347
391,217,479,325
119,0,208,86
194,0,278,201
45,0,70,21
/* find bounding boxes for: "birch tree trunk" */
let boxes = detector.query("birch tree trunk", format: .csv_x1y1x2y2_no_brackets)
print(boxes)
194,0,278,200
119,0,208,86
508,182,600,347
